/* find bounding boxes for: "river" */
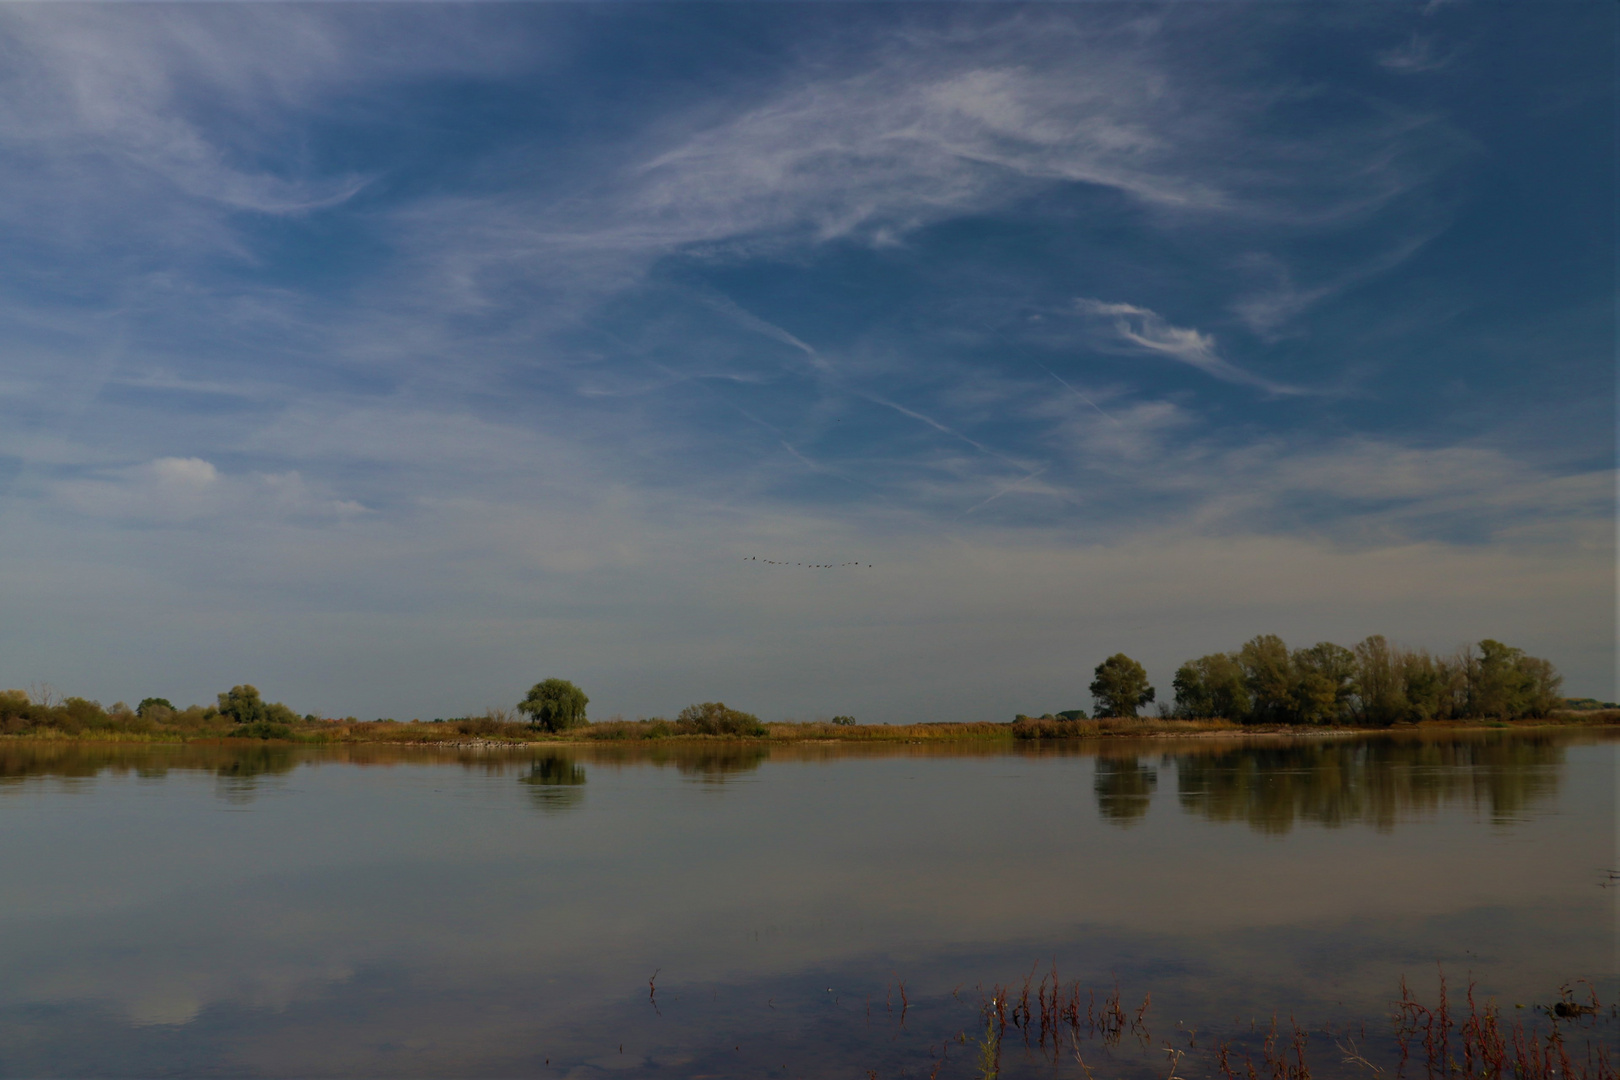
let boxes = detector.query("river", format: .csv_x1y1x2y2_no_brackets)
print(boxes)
0,730,1612,1078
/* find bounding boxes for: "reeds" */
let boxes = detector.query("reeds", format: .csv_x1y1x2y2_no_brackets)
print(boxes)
877,969,1616,1080
1392,973,1611,1080
980,965,1145,1060
1012,716,1240,740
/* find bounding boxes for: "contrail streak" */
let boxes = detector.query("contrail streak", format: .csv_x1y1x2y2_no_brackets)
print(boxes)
1030,357,1120,426
958,466,1050,517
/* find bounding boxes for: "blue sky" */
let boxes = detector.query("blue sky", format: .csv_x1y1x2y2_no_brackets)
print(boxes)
0,3,1612,720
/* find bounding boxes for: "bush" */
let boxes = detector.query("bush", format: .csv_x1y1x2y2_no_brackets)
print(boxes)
238,722,293,740
831,715,856,726
584,718,674,741
452,713,512,737
674,702,766,737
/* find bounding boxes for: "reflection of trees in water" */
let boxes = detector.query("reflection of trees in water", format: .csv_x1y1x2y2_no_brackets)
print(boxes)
0,743,119,784
672,745,769,785
520,755,586,812
1094,757,1158,826
0,734,1574,829
1174,735,1564,834
0,743,306,804
214,746,299,804
584,743,770,784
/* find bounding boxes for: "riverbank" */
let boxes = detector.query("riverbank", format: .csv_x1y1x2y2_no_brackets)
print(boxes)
1,710,1615,746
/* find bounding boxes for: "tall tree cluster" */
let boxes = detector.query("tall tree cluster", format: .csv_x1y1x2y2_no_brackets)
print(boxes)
1171,635,1563,725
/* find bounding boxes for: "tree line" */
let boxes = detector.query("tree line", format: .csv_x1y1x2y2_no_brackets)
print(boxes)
0,676,772,741
0,684,318,739
1086,636,1563,724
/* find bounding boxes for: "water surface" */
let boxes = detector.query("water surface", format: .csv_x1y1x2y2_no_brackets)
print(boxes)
0,731,1612,1077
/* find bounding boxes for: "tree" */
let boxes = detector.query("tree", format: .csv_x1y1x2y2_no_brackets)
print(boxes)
1403,650,1465,722
1351,636,1406,726
1291,642,1357,725
137,697,174,718
1238,635,1294,723
1089,654,1155,718
217,685,267,725
216,685,298,726
1173,653,1250,720
518,678,589,732
1516,654,1564,718
1465,640,1562,719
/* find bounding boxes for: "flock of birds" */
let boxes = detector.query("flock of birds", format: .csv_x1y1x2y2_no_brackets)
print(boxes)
743,557,872,569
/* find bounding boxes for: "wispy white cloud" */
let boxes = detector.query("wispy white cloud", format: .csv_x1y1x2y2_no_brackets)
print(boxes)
1231,231,1442,338
1378,33,1454,74
52,457,365,524
365,11,1463,339
1074,298,1304,394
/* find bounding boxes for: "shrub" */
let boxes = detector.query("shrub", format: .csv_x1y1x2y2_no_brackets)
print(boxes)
238,722,293,740
674,702,766,737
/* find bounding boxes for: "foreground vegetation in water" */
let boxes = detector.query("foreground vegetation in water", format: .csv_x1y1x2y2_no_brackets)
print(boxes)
840,968,1617,1080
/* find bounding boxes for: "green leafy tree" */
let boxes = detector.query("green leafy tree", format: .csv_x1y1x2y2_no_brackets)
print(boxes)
1089,654,1155,718
518,678,589,732
1465,640,1562,719
1515,654,1564,718
1403,650,1462,721
1238,635,1294,723
217,685,268,725
136,697,174,719
1173,653,1251,720
217,686,299,727
1351,636,1407,726
1291,642,1357,725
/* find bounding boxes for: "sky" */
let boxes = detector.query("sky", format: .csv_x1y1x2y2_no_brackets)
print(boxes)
0,3,1612,721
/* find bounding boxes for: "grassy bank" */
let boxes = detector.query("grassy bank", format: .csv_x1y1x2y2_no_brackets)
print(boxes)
1,707,1615,746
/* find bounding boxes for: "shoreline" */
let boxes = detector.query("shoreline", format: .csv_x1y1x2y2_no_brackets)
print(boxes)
2,712,1615,749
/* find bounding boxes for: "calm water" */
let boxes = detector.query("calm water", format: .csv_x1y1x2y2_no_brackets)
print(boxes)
0,732,1613,1078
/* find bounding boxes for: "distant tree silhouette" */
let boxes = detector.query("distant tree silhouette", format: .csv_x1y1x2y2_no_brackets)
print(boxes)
217,685,267,725
216,685,298,726
1172,653,1250,720
1089,654,1156,718
1170,634,1562,725
518,679,589,732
